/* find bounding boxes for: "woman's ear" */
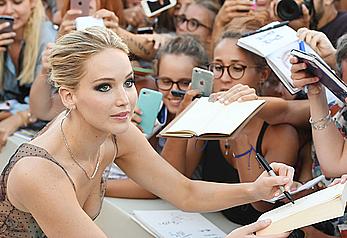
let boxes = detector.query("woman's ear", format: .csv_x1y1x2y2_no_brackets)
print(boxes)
30,0,38,9
59,87,75,109
260,67,271,83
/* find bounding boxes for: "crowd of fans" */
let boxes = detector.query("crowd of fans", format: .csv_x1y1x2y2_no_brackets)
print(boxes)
1,0,347,237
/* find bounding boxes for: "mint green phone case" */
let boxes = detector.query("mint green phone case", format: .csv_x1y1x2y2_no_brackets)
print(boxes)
191,67,214,97
137,88,163,135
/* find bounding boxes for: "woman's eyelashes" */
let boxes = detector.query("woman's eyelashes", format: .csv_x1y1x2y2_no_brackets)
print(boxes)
124,77,135,88
94,77,135,92
95,83,111,92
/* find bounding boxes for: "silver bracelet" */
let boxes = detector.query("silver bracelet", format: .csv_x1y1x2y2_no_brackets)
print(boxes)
309,110,332,130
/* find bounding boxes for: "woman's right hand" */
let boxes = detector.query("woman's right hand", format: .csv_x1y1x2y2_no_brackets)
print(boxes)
41,43,54,71
214,0,253,28
176,89,201,115
0,22,16,52
226,219,290,238
210,84,258,104
58,9,82,37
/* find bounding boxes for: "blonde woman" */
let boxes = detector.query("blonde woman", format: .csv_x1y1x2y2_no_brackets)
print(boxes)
0,0,56,149
0,27,293,237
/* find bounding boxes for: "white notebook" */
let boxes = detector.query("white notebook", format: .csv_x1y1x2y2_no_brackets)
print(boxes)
132,210,226,238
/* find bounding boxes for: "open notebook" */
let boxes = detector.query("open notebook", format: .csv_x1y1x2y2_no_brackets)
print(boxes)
237,22,319,95
257,182,347,235
159,97,265,139
131,210,226,238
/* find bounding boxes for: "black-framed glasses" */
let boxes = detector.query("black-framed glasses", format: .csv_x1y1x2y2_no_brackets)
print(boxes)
208,62,259,80
155,77,191,91
174,14,212,32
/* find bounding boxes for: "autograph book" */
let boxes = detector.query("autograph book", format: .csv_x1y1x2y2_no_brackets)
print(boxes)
158,97,265,139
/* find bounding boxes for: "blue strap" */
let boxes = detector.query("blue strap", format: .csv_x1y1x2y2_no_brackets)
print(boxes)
233,145,255,159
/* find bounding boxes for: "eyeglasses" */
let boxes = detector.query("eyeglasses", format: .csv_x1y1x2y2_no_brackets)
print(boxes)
208,62,259,80
155,77,191,91
174,14,212,32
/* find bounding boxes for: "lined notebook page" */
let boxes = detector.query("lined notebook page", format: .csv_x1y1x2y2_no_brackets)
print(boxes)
133,210,226,238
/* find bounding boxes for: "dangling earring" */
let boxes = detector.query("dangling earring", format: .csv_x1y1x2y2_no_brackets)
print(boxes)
65,106,74,118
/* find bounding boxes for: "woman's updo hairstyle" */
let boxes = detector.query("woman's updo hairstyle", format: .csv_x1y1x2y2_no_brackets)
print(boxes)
49,27,129,89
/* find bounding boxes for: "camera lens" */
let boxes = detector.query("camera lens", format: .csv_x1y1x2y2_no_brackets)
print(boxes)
276,0,302,21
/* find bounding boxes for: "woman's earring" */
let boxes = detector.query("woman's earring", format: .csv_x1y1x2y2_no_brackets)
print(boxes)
65,106,74,118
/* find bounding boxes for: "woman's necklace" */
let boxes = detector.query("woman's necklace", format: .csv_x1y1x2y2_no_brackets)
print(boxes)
60,118,101,180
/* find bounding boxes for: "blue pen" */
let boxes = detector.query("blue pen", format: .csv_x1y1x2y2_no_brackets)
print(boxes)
299,40,306,52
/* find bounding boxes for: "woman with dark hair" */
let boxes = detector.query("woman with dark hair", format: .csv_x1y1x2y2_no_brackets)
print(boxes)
162,28,300,225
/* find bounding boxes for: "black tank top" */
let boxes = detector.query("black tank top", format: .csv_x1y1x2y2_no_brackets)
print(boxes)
201,122,273,225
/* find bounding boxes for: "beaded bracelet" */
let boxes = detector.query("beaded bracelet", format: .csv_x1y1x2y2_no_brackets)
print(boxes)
309,110,332,130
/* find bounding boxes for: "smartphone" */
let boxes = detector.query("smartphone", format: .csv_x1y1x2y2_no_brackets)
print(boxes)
70,0,90,16
137,88,163,135
0,16,14,34
75,16,104,31
141,0,177,17
191,67,214,97
137,26,154,34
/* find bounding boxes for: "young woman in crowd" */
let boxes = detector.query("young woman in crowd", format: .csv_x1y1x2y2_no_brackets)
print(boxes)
175,0,220,55
291,30,347,179
0,26,293,238
163,28,300,225
0,0,56,150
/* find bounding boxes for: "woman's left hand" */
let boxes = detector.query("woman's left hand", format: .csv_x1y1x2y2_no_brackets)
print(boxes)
252,162,294,201
209,84,258,104
94,9,119,33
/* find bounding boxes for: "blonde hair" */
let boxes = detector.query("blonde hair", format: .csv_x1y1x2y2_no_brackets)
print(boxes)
49,27,129,90
0,0,45,87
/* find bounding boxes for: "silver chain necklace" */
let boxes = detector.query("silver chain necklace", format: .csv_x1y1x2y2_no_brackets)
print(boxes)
60,117,101,180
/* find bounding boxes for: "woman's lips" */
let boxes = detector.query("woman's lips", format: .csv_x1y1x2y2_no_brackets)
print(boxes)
111,111,130,120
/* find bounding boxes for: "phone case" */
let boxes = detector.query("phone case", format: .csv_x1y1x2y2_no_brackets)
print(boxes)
137,88,163,135
191,67,214,97
0,16,14,33
75,16,104,31
70,0,90,16
141,0,177,17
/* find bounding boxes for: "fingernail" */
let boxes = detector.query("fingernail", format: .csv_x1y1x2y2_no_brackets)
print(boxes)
4,22,10,27
237,98,243,102
275,192,280,196
260,219,271,224
224,100,229,104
